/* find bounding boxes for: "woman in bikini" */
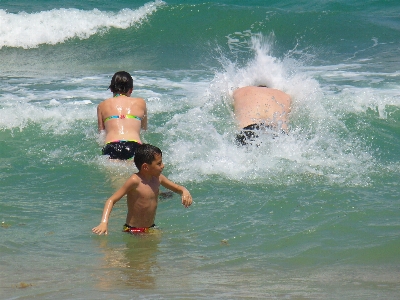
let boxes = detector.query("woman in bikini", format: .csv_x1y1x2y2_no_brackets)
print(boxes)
97,71,148,160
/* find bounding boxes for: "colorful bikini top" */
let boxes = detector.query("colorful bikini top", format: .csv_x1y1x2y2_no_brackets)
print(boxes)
104,114,142,122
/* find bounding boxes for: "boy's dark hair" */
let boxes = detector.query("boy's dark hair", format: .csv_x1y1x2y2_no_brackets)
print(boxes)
109,71,133,94
134,144,162,170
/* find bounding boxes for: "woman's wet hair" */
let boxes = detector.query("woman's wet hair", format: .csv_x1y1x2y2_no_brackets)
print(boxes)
109,71,133,94
134,144,162,170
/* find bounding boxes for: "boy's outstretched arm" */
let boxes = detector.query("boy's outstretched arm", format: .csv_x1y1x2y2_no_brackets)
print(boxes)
92,176,139,235
159,174,192,208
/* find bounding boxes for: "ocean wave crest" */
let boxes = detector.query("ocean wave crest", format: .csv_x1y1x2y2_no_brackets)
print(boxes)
0,0,165,49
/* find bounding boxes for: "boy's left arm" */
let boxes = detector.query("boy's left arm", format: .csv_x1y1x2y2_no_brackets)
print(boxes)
159,174,192,208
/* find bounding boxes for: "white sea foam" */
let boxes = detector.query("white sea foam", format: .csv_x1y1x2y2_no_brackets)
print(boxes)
0,76,105,132
0,1,165,49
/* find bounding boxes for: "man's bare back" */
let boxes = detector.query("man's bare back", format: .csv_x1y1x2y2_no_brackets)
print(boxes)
233,86,291,131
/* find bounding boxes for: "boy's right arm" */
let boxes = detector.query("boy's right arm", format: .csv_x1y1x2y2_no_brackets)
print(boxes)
91,197,116,235
92,175,139,235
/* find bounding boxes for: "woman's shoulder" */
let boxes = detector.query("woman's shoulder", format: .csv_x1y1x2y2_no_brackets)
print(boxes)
98,97,114,105
130,96,145,101
129,96,147,106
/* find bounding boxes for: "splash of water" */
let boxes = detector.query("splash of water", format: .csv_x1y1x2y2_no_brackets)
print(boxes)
162,33,377,186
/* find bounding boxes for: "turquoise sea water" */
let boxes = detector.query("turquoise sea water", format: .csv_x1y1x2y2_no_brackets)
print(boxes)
1,1,400,299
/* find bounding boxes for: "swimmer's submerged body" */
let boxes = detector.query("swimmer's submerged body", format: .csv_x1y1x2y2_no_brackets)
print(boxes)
233,86,291,145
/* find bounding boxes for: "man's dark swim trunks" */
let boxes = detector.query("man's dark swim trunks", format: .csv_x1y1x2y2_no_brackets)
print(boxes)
235,123,285,146
123,223,156,234
235,124,265,146
102,140,141,160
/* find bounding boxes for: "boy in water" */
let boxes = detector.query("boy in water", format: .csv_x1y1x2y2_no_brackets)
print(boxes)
92,144,192,235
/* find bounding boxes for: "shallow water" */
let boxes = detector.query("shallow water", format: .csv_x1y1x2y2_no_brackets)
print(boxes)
1,1,400,299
